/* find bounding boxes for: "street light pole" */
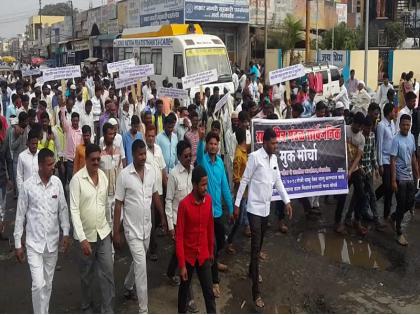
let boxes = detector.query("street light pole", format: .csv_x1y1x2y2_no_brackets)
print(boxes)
306,0,311,63
264,0,268,82
364,0,369,83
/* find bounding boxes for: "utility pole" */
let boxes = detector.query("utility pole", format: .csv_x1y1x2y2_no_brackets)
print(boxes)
305,0,311,63
364,0,369,83
264,0,268,82
39,0,42,56
316,0,319,62
69,1,74,42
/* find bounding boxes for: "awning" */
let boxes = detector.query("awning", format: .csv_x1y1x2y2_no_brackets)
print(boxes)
96,34,119,41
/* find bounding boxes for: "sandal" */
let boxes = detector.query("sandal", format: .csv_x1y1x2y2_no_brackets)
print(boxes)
255,296,265,311
259,251,269,261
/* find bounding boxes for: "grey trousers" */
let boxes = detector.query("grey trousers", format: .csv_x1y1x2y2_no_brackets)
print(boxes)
78,234,115,313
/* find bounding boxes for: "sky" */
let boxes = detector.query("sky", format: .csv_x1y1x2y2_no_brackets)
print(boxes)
0,0,104,38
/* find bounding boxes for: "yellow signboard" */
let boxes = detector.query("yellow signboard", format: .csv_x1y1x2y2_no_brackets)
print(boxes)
186,48,227,57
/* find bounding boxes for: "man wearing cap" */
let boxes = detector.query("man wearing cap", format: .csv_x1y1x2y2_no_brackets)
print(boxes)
100,118,126,168
333,101,345,117
334,77,350,110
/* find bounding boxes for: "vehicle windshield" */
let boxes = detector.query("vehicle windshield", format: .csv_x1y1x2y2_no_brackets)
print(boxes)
185,48,232,82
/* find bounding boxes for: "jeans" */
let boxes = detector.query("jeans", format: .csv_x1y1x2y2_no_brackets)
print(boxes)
178,260,216,314
78,234,115,313
375,164,394,219
336,169,364,224
126,236,150,313
27,245,58,314
211,217,226,284
227,198,249,244
247,212,268,300
393,180,415,235
346,173,379,221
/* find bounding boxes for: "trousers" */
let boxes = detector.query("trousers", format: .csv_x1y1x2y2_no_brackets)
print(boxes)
125,236,150,313
178,260,216,313
393,180,416,235
375,164,394,219
78,234,115,313
27,245,58,314
335,169,364,224
211,217,226,284
247,212,268,300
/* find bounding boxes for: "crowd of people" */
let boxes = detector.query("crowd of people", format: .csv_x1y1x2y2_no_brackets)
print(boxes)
0,61,418,314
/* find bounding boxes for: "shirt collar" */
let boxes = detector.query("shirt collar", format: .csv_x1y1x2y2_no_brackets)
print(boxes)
259,147,269,159
189,193,206,205
34,172,52,187
178,163,191,174
128,163,150,174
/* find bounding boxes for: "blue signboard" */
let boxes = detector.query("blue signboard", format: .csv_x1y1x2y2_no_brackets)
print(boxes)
185,1,249,23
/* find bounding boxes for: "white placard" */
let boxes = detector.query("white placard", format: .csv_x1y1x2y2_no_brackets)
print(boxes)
182,69,218,90
269,64,306,86
22,68,42,77
42,65,81,82
114,76,146,89
214,93,229,113
107,58,136,73
119,64,155,79
36,76,44,85
157,87,189,99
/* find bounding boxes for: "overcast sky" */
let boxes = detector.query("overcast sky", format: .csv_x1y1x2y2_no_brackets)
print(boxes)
0,0,105,38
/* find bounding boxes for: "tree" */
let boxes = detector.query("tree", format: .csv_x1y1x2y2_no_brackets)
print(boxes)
268,14,304,65
321,23,364,50
385,22,406,48
40,2,78,16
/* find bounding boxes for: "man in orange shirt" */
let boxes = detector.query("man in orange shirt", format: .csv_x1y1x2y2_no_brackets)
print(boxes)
73,125,92,175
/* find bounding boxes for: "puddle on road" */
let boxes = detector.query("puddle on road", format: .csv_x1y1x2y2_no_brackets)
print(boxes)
298,229,390,270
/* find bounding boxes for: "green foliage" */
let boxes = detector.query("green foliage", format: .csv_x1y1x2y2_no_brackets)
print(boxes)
40,2,78,16
321,23,363,50
385,22,407,48
268,14,304,50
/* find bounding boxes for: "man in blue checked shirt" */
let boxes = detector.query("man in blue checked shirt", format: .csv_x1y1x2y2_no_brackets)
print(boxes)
196,124,234,299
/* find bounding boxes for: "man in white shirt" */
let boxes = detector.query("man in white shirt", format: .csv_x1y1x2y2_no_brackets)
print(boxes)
396,91,416,133
351,81,371,116
165,141,193,283
91,86,103,144
113,139,166,314
232,70,239,92
78,99,94,141
145,125,167,261
234,128,292,311
69,143,115,313
376,74,394,109
14,148,70,314
16,129,39,193
346,69,358,98
334,77,350,110
239,70,247,92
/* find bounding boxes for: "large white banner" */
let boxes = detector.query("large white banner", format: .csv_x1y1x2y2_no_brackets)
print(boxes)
107,58,136,73
42,65,81,82
269,64,305,86
157,87,189,99
22,68,42,77
119,64,155,79
182,69,218,90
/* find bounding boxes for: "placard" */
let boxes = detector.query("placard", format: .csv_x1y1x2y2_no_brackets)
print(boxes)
157,87,189,99
213,93,229,113
182,69,218,89
107,58,136,73
114,76,146,89
42,65,81,82
269,64,306,86
119,64,155,79
252,117,348,199
22,68,42,77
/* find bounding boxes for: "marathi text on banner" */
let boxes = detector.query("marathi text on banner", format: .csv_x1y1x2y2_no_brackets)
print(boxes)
157,87,189,99
42,65,81,82
269,64,306,86
119,64,155,79
182,69,218,89
22,68,42,77
114,76,141,89
252,117,348,200
107,58,135,73
213,93,229,113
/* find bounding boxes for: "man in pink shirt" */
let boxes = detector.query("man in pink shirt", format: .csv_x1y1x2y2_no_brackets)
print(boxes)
60,104,82,186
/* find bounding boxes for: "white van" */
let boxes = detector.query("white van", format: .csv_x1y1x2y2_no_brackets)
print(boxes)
113,24,234,98
304,64,341,101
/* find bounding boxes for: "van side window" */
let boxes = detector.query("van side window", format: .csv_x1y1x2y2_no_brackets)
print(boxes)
331,68,340,81
151,49,162,75
140,48,151,65
321,70,328,84
174,54,184,78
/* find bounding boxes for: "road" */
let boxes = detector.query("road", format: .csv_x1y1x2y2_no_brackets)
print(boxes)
1,188,420,313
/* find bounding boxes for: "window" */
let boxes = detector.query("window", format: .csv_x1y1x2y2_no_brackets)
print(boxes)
124,48,133,60
151,49,162,75
185,48,231,79
174,54,184,78
330,68,340,81
139,47,151,65
321,70,329,84
378,30,387,47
